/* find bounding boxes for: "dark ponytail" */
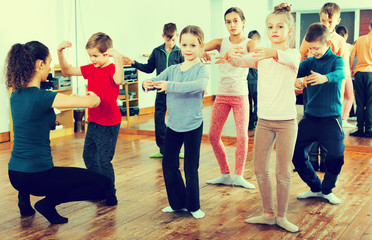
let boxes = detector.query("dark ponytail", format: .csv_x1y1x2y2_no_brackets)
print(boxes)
6,41,49,90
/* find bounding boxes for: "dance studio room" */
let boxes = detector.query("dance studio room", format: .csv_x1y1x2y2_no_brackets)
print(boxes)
0,0,371,239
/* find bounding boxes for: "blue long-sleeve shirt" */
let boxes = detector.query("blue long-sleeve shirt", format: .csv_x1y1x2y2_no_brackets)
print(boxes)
298,47,345,117
150,62,209,132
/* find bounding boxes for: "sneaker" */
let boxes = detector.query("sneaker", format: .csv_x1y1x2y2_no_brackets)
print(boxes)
105,193,118,206
365,131,372,138
349,129,364,137
149,152,163,158
179,153,184,158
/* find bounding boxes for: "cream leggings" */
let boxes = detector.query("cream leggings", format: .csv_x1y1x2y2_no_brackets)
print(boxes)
254,118,297,218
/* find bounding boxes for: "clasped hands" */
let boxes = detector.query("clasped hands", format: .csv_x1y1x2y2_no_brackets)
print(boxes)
212,46,277,64
294,71,329,89
143,80,168,93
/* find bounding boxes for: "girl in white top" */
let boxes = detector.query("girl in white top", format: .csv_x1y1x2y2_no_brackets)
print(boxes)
205,7,257,189
218,3,300,232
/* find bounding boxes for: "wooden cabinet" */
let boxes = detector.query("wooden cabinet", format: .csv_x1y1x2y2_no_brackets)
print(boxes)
50,88,75,139
8,87,74,141
118,66,139,127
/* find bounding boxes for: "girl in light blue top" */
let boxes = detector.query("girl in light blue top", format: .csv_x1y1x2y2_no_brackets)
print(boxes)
143,25,209,219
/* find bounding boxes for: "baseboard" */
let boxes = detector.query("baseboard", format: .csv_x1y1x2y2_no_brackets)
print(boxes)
0,132,10,143
139,107,155,115
202,95,215,103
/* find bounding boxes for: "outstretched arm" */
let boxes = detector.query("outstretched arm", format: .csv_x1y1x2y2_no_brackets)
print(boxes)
131,50,156,74
201,39,223,62
52,91,100,109
246,39,257,52
57,41,82,76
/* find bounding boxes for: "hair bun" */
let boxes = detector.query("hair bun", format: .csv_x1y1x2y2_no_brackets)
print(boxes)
274,3,291,13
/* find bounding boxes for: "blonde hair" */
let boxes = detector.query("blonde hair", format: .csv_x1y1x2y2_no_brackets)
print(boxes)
86,32,113,53
267,3,295,46
180,25,204,44
179,25,205,57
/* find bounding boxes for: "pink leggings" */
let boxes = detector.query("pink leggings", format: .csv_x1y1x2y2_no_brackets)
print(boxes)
208,95,249,175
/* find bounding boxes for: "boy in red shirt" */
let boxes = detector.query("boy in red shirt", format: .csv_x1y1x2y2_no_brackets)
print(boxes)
57,32,124,206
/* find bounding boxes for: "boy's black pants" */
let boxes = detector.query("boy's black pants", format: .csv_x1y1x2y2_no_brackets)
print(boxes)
292,115,345,194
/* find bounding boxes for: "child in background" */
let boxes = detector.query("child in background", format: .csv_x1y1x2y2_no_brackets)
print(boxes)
124,23,184,158
218,3,300,232
247,30,261,130
293,23,345,205
336,26,354,53
336,25,357,121
349,20,372,138
58,32,124,206
204,7,257,189
299,2,354,172
143,25,209,219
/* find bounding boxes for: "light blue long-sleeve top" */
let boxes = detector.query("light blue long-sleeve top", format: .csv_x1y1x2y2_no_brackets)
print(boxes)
150,62,209,132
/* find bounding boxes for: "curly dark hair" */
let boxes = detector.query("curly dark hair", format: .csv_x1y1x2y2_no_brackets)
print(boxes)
5,41,49,90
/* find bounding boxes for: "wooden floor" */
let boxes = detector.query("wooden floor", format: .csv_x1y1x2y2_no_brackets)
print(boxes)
0,106,371,239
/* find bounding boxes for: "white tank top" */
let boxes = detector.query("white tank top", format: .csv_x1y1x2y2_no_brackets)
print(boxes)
217,37,249,96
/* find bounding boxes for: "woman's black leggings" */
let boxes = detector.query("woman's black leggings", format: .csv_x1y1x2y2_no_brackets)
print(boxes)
9,167,111,205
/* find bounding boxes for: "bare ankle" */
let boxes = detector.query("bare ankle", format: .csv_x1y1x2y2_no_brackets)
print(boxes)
264,212,275,217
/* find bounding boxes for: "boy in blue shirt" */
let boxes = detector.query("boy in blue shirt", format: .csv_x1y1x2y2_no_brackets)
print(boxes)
124,23,184,158
293,23,345,205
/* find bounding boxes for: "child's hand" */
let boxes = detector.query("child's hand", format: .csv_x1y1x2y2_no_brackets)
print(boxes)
350,68,355,77
201,52,212,63
294,78,305,89
58,41,72,52
142,80,155,92
227,46,246,59
104,48,121,58
253,47,277,60
122,55,134,65
154,81,168,93
306,70,329,86
215,46,245,64
215,53,229,64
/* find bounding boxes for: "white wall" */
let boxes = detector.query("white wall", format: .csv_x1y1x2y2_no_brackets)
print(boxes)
0,0,59,133
73,0,212,109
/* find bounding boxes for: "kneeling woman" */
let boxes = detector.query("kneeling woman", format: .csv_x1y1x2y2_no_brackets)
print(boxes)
6,41,113,225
